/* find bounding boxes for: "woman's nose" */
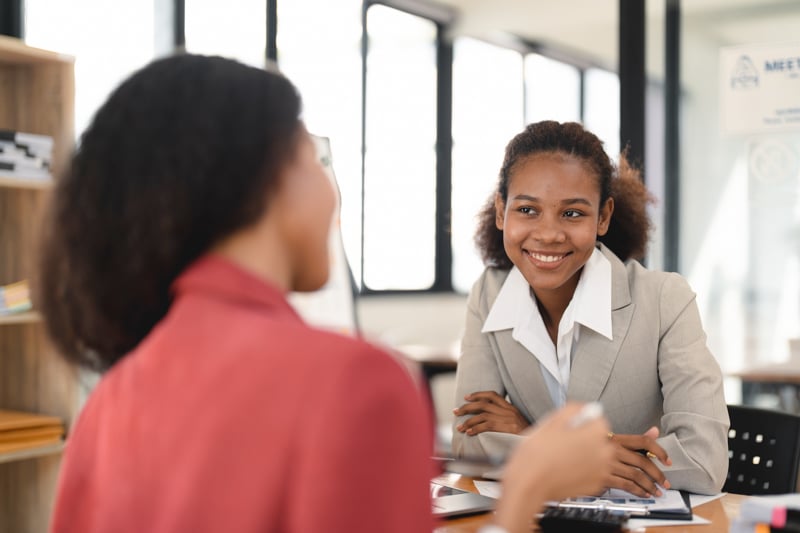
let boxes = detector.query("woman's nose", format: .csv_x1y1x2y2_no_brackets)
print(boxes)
532,218,566,243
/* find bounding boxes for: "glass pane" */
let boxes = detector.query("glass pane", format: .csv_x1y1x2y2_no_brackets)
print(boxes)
363,6,437,290
277,0,363,287
524,54,581,124
584,67,620,157
676,2,800,397
185,0,266,67
451,37,524,293
24,0,157,137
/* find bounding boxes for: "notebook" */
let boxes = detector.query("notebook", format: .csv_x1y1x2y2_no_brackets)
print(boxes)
430,482,496,518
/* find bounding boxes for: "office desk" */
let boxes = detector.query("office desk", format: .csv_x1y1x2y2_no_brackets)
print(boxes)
432,473,744,532
730,362,800,413
399,344,459,383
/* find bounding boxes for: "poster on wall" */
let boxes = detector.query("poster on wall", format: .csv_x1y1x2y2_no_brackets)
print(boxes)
720,42,800,135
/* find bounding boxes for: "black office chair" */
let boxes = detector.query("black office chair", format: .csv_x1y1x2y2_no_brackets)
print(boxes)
723,404,800,495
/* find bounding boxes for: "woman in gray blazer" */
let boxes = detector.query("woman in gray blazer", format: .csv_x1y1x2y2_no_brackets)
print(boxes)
452,121,729,496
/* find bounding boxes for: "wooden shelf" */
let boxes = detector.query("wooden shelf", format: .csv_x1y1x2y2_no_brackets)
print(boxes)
0,442,64,465
0,173,53,190
0,35,73,65
0,36,77,531
0,311,40,325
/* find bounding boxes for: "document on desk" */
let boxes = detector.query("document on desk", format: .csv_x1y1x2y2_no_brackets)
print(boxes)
567,487,689,514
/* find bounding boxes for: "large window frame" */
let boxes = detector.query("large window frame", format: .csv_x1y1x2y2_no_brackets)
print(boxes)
21,0,630,296
359,1,618,295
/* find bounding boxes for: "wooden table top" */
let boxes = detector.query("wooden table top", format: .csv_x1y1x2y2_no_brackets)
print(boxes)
432,473,745,532
729,361,800,383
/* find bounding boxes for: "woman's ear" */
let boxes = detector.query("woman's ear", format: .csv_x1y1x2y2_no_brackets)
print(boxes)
597,197,614,236
494,193,506,230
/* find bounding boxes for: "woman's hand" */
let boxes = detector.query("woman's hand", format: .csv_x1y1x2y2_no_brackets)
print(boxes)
453,391,530,435
494,403,614,533
605,426,673,497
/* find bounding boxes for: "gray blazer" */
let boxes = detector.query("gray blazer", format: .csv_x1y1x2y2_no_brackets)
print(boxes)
452,244,729,495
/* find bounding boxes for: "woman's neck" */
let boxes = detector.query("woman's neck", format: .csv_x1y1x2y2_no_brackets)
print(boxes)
532,275,581,345
212,215,291,293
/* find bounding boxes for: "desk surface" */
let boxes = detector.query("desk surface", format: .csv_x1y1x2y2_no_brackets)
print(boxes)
730,361,800,383
431,473,744,532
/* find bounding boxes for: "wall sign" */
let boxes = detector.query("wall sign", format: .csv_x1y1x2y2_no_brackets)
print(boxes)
720,42,800,135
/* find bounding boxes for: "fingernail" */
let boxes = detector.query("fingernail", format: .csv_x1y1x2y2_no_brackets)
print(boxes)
664,480,671,489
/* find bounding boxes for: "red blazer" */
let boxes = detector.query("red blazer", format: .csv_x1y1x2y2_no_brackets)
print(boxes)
50,256,434,532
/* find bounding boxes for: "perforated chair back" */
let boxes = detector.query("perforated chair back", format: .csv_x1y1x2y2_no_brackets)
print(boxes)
723,404,800,495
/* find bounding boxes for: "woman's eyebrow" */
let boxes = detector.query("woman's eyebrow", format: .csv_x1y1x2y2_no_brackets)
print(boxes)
510,194,593,207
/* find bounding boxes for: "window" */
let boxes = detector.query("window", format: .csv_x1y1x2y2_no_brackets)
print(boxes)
451,37,524,293
276,0,364,286
583,67,621,157
524,54,581,124
362,5,438,290
185,0,266,67
24,0,161,137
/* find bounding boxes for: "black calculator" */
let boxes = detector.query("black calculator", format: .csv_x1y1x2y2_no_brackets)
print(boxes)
538,506,628,533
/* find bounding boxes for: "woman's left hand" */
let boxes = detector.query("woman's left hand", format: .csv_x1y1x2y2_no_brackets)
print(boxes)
453,391,530,435
604,426,673,497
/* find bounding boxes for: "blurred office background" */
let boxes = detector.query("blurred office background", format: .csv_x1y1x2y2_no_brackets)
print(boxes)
12,0,800,407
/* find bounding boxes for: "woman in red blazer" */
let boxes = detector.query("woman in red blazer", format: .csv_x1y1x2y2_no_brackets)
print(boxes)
38,54,612,533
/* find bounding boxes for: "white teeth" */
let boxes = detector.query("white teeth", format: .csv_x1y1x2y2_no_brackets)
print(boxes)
529,252,563,263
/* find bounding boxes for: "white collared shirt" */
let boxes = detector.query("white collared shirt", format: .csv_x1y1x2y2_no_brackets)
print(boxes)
481,247,613,407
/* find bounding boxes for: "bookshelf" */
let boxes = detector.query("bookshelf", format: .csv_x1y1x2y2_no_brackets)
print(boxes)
0,36,79,532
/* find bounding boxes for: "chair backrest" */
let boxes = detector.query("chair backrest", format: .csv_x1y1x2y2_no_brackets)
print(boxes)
723,404,800,495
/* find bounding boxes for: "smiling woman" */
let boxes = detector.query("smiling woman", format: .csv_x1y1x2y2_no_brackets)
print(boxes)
452,120,731,497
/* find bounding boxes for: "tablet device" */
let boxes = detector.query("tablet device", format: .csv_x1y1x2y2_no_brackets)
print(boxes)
430,482,496,518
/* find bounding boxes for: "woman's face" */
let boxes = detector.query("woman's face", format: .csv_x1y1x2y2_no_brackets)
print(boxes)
495,152,613,303
276,130,337,292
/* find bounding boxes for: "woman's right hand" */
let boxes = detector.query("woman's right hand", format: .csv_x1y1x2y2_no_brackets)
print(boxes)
492,403,614,533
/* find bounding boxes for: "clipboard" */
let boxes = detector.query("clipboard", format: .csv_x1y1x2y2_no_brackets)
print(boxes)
641,490,693,520
556,489,693,521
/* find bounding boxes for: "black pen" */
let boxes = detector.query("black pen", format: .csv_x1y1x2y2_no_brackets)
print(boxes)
637,448,658,459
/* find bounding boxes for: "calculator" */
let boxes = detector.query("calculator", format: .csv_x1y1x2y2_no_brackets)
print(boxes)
538,506,628,533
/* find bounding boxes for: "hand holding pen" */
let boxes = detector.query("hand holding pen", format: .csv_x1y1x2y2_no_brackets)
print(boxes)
492,402,614,533
605,426,673,498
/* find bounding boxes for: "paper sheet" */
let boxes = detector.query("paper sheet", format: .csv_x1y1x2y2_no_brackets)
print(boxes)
473,480,725,529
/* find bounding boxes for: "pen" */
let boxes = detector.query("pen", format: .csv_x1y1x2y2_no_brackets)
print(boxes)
637,449,658,459
568,402,603,428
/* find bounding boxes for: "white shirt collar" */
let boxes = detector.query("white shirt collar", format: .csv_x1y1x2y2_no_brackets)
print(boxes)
482,247,613,340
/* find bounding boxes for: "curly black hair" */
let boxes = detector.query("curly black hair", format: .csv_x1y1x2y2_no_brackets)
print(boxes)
475,120,654,269
36,54,303,371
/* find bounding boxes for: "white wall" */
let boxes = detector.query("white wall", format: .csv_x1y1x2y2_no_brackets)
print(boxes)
356,293,467,354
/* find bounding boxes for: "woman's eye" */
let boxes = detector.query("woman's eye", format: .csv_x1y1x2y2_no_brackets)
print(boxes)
563,209,583,218
518,206,535,215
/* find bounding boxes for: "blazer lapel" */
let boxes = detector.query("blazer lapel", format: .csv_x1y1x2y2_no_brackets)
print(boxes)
494,329,556,423
567,245,634,403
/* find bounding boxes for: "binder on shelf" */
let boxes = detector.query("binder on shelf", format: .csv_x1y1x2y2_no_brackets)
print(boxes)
0,410,64,455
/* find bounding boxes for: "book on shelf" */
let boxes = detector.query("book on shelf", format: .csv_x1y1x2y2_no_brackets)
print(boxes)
0,280,32,314
0,410,64,455
0,141,51,163
0,129,54,155
0,164,51,180
0,139,52,160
